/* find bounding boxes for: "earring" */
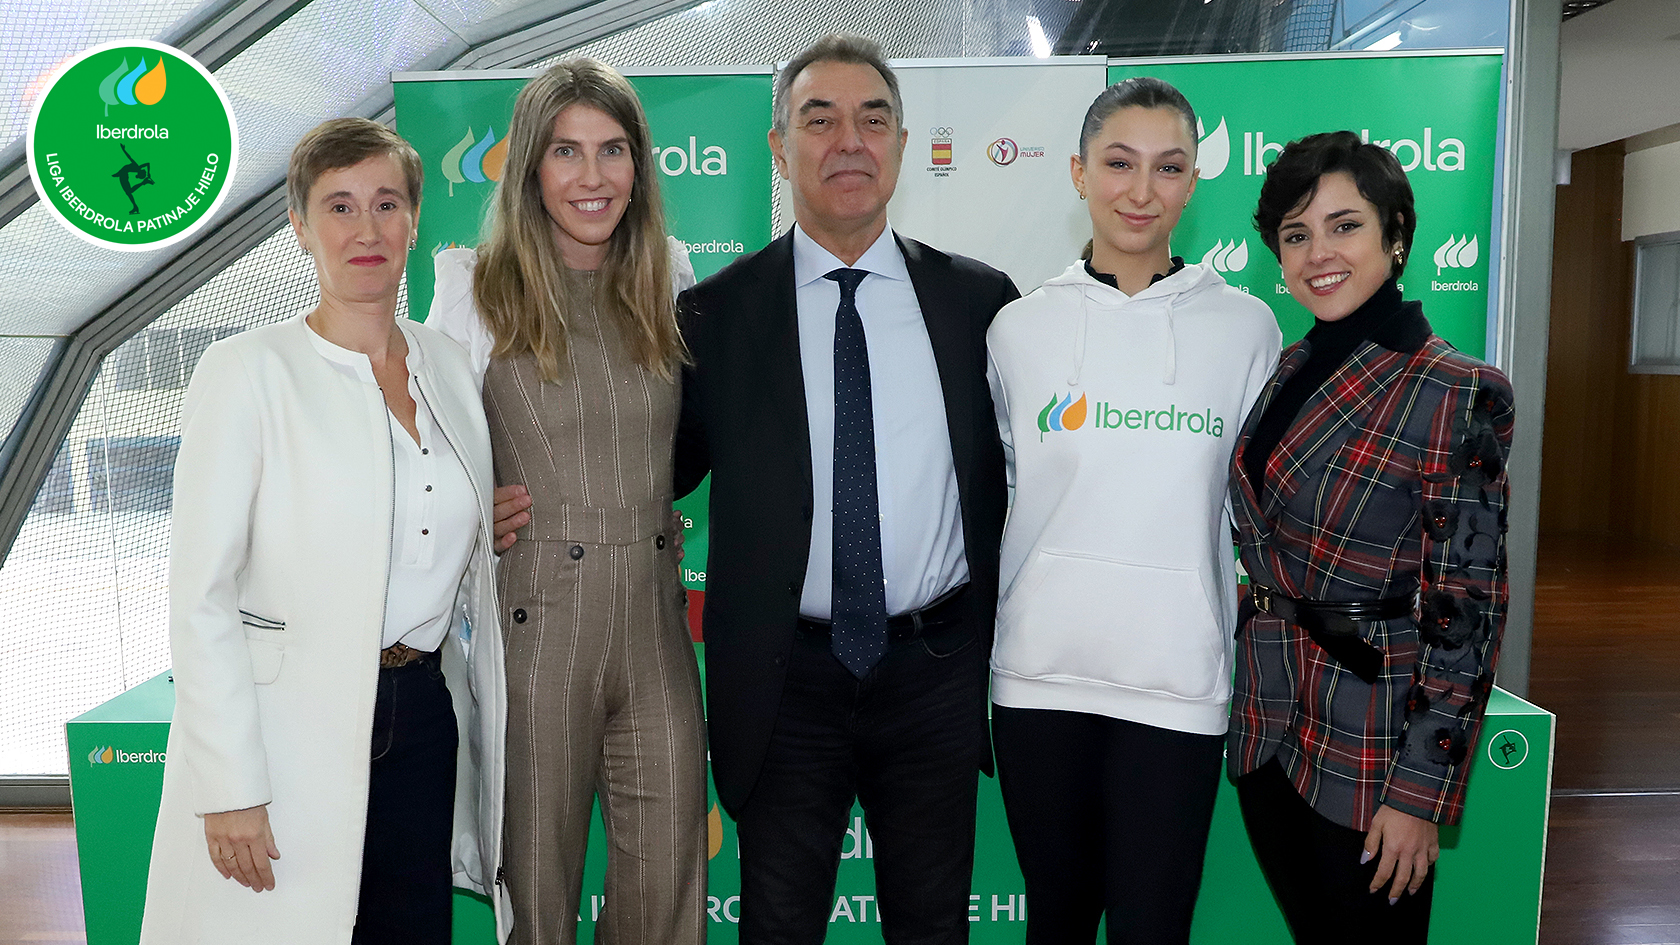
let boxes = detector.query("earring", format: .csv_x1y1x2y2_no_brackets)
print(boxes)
300,244,310,256
1393,245,1405,267
409,235,418,251
1078,191,1087,201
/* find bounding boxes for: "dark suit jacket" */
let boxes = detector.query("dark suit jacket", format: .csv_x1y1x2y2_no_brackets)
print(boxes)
675,229,1019,816
1227,301,1514,831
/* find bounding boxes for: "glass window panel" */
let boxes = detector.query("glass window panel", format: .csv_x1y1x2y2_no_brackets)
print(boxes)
0,226,377,776
0,0,221,155
0,0,465,340
1632,237,1680,373
0,336,61,461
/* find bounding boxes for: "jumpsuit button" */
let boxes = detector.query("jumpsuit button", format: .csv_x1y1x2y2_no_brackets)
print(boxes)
656,534,666,550
512,609,527,624
773,655,786,667
569,545,585,560
788,580,799,596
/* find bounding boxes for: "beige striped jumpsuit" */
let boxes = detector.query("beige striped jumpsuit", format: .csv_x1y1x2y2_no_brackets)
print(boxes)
484,270,707,945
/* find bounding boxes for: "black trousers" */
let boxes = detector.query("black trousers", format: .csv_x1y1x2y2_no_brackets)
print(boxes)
352,653,458,945
1235,759,1434,945
991,705,1224,945
734,614,989,945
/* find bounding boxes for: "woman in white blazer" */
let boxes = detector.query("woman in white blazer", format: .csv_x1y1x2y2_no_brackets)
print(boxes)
139,119,508,945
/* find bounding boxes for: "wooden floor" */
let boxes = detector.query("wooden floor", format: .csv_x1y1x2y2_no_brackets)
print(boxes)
2,535,1677,944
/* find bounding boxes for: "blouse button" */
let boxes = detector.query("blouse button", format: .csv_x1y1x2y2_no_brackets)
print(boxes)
422,448,429,455
421,528,429,535
512,609,527,624
570,545,585,560
426,485,433,492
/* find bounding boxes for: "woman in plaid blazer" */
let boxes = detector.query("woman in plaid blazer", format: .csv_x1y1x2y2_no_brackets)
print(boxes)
1227,132,1513,944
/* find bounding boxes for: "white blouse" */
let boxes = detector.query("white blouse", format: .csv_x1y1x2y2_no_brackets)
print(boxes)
304,317,478,652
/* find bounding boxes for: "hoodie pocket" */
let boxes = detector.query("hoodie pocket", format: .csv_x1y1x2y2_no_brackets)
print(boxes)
994,549,1224,701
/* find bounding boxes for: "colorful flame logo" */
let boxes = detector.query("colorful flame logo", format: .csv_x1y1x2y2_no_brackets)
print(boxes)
1036,391,1088,439
97,56,166,116
89,745,114,765
441,126,509,196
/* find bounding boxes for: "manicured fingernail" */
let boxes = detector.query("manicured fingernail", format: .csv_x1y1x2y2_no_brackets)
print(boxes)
1360,850,1373,864
1389,897,1399,906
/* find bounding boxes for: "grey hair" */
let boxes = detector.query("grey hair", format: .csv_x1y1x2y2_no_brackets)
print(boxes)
772,33,903,136
1079,76,1198,160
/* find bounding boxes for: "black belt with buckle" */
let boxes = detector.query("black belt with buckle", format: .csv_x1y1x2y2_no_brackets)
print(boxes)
1248,584,1412,684
797,583,970,643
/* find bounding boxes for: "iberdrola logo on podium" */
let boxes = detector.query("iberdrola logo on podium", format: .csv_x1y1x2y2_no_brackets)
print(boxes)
27,40,237,251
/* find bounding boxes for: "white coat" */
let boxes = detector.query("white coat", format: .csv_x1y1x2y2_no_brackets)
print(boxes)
139,313,511,944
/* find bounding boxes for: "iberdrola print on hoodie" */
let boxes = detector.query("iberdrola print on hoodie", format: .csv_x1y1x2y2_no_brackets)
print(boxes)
986,259,1281,736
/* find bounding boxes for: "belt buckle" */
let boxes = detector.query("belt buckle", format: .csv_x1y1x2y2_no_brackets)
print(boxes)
1251,584,1273,615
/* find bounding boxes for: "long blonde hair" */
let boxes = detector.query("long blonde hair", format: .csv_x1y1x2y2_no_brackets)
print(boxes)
473,59,683,381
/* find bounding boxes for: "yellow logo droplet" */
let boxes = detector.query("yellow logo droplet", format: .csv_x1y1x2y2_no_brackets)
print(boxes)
484,135,509,182
100,746,114,764
706,803,723,859
134,58,167,105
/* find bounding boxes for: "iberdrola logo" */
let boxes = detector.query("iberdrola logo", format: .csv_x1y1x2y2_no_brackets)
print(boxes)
441,126,509,196
89,745,115,765
97,57,167,115
1037,391,1088,440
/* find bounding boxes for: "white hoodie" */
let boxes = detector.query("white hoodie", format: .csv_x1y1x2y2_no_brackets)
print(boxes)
986,260,1281,735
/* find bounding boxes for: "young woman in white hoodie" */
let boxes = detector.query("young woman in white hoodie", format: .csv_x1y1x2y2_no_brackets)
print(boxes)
985,78,1281,943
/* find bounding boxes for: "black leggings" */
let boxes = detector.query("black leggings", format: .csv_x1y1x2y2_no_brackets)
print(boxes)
991,705,1224,945
1235,759,1434,945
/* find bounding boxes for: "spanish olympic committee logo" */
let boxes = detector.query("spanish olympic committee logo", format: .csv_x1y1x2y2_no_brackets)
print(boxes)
27,40,237,251
988,137,1019,166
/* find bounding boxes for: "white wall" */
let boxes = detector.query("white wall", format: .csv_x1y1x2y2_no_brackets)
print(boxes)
1624,125,1680,241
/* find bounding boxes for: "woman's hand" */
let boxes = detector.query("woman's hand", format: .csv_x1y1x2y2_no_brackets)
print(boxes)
1363,804,1439,903
493,484,532,553
671,509,687,563
204,805,281,891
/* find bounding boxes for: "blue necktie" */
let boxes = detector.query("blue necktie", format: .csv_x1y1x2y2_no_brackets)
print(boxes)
826,267,888,678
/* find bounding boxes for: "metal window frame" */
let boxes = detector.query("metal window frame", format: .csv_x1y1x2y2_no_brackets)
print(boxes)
1628,230,1680,375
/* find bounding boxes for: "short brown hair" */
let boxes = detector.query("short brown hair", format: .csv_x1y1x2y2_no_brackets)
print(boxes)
772,33,902,136
286,117,423,219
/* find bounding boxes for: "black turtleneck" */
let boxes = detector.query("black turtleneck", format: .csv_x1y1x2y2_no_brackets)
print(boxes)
1085,256,1184,291
1242,277,1431,491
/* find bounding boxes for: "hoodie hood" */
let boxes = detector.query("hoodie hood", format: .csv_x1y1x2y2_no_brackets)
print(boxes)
1039,260,1231,387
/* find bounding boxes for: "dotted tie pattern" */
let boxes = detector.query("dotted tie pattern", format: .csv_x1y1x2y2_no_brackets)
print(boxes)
826,267,888,678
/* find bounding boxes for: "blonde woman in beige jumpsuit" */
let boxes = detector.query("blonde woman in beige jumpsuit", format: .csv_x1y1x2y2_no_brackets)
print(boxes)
428,59,706,945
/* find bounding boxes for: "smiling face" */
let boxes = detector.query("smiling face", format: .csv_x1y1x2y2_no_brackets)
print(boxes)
770,59,907,253
1277,170,1395,322
538,103,636,270
290,152,418,308
1073,105,1198,276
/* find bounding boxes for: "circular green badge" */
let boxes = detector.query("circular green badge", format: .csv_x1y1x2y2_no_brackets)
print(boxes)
27,40,237,251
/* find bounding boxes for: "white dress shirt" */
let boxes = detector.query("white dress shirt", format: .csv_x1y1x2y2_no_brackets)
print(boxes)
305,318,478,651
793,222,969,619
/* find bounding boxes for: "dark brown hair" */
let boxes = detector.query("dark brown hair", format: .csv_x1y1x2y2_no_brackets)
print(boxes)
1253,130,1417,277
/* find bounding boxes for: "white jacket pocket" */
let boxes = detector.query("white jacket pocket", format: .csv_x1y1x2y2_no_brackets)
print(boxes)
242,625,286,685
994,549,1224,701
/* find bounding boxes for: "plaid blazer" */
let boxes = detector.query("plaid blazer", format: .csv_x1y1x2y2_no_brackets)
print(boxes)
1227,301,1513,831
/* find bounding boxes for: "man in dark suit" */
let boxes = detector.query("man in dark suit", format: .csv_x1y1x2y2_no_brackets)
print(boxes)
676,33,1017,944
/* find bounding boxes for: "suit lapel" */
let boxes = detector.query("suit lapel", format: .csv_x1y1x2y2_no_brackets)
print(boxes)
1232,341,1309,533
754,232,815,500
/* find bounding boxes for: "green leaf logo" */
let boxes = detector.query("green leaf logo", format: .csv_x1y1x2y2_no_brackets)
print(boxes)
441,128,473,197
97,57,128,117
1036,393,1058,441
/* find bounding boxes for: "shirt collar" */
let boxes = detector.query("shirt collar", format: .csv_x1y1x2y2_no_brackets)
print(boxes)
302,311,424,385
792,221,909,289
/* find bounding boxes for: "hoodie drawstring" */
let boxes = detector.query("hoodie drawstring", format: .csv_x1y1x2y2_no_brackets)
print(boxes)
1162,296,1178,385
1069,289,1090,386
